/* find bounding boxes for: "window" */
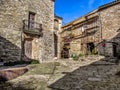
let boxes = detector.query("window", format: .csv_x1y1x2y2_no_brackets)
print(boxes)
28,12,36,29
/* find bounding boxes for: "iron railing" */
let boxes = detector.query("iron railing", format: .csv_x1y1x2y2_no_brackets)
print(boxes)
23,20,43,35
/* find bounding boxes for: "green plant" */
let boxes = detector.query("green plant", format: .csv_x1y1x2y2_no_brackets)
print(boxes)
79,53,84,57
71,54,79,61
73,56,79,61
31,60,39,64
91,49,96,55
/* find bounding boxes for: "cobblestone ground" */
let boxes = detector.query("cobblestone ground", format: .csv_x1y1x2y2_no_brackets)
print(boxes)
48,56,120,90
0,55,120,90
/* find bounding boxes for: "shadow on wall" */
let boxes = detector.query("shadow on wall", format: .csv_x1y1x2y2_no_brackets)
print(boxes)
0,36,21,62
97,27,120,58
0,36,36,83
112,28,120,58
108,27,120,57
0,36,31,62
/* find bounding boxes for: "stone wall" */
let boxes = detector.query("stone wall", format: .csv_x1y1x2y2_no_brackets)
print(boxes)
69,28,82,56
100,3,120,40
61,1,120,58
0,0,26,62
28,0,54,61
61,13,101,57
0,0,54,62
70,39,81,56
100,2,120,56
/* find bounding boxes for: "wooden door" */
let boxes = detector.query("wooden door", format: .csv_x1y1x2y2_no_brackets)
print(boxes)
24,39,32,59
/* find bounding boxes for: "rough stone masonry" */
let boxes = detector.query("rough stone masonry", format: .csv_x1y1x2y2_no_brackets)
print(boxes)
0,0,55,62
61,1,120,58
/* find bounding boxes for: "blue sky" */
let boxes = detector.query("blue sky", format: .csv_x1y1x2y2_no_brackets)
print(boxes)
55,0,114,24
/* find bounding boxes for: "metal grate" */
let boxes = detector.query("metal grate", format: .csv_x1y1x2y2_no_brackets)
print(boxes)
23,20,42,32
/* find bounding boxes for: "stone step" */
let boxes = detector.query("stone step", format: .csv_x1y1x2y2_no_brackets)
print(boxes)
0,67,28,82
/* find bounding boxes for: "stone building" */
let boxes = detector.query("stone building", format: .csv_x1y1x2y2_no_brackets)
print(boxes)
53,15,63,59
61,0,120,58
0,0,55,62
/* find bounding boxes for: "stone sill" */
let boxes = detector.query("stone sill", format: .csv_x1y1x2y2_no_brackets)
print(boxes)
23,29,42,36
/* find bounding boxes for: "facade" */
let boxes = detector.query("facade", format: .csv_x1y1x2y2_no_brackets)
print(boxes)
0,0,55,62
61,0,120,58
53,15,63,59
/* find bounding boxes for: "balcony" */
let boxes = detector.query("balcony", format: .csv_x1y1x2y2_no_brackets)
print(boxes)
23,20,43,36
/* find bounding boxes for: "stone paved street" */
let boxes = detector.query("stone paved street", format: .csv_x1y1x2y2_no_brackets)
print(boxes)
0,56,120,90
49,56,120,90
